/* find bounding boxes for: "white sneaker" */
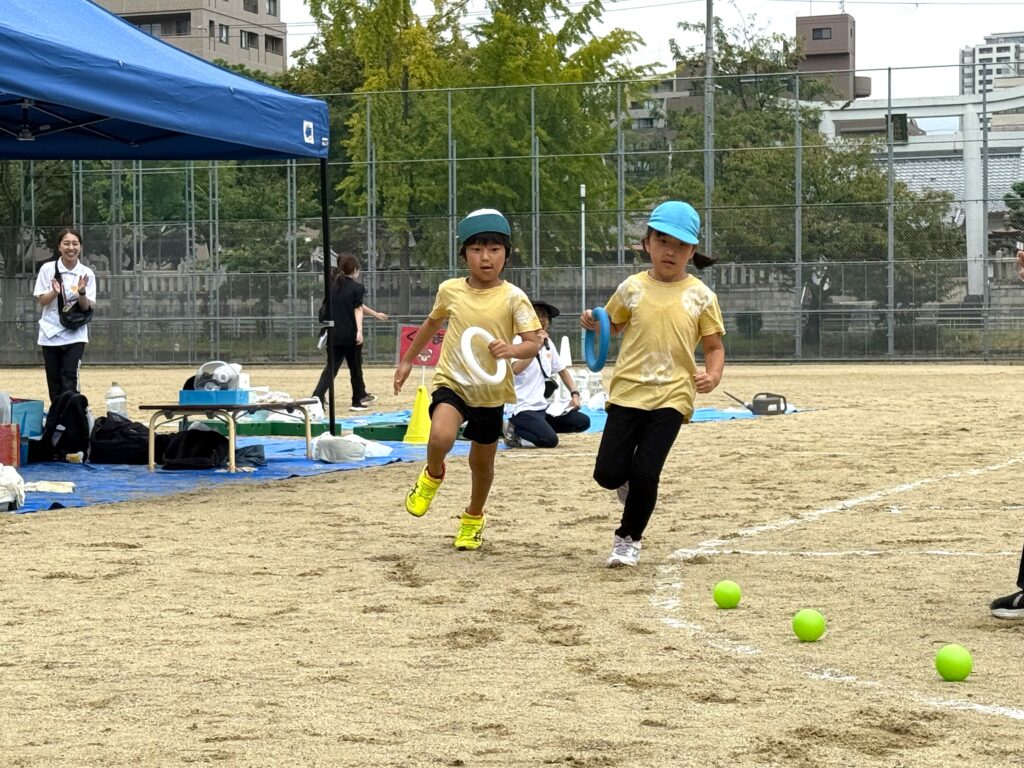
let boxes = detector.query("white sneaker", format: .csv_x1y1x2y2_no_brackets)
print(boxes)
606,534,641,567
616,482,629,505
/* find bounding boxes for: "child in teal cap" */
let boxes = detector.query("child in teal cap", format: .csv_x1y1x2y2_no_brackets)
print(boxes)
580,200,726,567
395,208,542,551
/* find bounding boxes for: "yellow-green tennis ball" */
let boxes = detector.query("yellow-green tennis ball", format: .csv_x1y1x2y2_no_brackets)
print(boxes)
792,609,826,642
935,644,973,682
713,580,742,609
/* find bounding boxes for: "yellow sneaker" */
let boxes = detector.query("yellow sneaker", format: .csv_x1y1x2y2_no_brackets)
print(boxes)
454,511,486,550
405,464,444,517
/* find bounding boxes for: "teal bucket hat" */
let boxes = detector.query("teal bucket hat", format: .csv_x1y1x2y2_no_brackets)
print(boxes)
457,208,511,242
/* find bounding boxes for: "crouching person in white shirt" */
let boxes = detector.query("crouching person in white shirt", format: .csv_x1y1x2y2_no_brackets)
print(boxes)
503,299,590,448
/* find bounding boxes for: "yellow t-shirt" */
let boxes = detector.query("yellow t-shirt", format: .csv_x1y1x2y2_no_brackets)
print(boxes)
604,271,725,418
429,278,541,407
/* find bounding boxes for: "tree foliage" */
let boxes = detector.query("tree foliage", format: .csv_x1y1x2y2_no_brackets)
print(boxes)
646,13,962,326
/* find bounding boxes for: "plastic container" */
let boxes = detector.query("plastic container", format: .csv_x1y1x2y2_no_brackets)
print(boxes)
105,382,128,417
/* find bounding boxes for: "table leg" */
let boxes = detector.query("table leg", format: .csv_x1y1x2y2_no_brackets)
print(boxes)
147,411,162,471
226,414,237,472
300,406,313,459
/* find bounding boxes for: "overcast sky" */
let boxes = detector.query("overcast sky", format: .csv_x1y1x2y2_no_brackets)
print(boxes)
281,0,1021,100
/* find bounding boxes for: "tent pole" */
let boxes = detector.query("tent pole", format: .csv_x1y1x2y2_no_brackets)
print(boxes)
320,157,336,435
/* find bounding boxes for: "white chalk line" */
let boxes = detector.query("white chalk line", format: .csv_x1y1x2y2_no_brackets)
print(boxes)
650,451,1024,721
806,669,1024,721
708,548,1017,559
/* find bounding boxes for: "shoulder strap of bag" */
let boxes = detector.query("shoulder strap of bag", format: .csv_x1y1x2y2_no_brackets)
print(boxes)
534,352,549,378
52,259,67,311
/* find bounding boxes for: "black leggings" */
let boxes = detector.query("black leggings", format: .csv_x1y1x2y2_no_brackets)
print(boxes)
312,344,367,407
1017,543,1024,590
593,403,684,541
41,342,86,402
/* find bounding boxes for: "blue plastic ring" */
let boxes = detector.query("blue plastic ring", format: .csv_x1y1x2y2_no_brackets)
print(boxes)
584,307,610,372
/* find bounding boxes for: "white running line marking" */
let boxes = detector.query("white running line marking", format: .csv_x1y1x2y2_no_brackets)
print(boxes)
651,452,1024,719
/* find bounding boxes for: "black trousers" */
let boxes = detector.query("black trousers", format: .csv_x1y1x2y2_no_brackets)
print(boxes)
1017,543,1024,590
593,403,684,541
312,343,367,407
509,407,591,448
41,342,86,402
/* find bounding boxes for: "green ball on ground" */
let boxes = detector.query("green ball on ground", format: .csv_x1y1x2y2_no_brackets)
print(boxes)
935,644,973,682
792,609,826,642
713,580,742,609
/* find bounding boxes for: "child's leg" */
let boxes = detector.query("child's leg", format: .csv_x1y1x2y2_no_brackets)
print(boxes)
425,402,462,477
616,408,684,541
593,404,645,491
466,440,498,515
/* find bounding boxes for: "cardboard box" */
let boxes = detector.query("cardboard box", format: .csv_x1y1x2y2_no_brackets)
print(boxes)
0,423,20,467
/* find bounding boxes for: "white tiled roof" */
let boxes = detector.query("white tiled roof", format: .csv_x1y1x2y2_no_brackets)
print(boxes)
890,151,1023,212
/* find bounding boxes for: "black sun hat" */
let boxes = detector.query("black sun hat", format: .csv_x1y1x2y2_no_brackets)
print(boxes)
530,299,560,319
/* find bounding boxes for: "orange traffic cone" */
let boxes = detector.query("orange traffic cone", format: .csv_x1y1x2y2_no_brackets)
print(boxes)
403,385,431,444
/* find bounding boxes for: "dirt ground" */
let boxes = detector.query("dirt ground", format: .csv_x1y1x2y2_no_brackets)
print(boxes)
2,361,1024,767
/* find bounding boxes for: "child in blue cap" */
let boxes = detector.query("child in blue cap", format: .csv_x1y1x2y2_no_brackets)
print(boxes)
394,209,541,551
580,200,726,567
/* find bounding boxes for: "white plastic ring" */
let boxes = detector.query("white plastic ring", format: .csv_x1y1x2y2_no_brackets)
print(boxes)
460,326,508,385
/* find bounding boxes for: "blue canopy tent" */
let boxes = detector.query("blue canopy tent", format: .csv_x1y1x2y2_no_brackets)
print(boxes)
0,0,343,430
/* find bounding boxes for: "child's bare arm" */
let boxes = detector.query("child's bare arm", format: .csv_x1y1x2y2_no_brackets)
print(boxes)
695,333,724,394
579,309,626,335
490,329,541,361
394,316,444,394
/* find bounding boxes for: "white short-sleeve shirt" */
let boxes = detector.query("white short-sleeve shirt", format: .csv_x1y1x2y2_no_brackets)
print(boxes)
507,335,565,417
34,259,97,346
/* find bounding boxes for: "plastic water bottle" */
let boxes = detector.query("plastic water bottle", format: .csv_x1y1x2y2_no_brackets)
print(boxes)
105,382,128,417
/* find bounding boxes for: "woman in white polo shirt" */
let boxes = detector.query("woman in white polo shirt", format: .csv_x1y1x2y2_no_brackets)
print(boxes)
33,227,96,401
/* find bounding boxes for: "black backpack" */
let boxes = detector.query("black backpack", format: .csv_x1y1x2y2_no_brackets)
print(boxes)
28,391,91,462
161,427,229,470
90,411,171,465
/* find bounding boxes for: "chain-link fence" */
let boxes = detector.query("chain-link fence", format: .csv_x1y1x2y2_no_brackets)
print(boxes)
3,66,1024,365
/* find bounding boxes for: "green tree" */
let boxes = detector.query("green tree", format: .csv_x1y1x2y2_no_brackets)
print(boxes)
0,161,73,345
649,14,961,346
1005,180,1024,236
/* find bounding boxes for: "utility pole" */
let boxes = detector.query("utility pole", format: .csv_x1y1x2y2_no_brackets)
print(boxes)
703,0,714,261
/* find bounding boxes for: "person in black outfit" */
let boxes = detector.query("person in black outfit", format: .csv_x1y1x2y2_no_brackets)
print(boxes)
312,255,378,411
990,244,1024,619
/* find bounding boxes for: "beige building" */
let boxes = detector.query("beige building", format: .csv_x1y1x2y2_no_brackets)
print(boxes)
94,0,287,75
795,14,871,102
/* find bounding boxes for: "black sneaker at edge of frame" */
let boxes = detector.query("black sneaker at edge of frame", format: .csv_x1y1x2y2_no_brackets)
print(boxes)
990,590,1024,619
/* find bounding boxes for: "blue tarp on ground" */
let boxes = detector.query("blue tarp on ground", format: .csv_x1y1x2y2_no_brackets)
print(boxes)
11,405,797,514
14,438,471,514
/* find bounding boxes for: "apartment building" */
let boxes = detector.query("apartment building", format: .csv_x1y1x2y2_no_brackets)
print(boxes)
960,32,1024,96
94,0,287,75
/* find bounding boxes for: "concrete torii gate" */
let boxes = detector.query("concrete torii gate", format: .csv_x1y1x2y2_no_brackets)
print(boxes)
817,83,1024,297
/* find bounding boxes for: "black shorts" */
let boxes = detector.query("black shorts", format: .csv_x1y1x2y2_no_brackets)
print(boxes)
430,387,504,445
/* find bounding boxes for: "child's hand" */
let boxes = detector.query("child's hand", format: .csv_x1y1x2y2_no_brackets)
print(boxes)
694,368,720,394
1017,248,1024,281
580,310,597,330
394,361,412,394
488,338,513,360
